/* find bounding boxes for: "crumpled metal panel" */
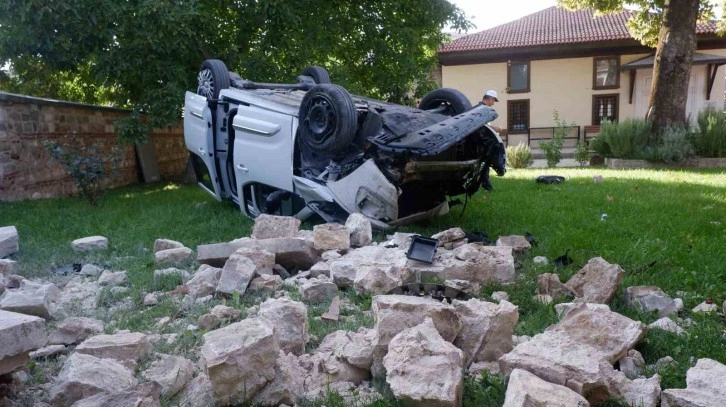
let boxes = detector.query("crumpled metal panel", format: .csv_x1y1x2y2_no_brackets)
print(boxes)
327,159,399,221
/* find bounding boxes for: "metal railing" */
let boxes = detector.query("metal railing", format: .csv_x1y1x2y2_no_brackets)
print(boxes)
501,126,581,148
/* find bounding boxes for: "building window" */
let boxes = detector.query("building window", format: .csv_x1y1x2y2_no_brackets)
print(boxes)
508,100,530,133
507,61,530,93
593,56,620,89
592,94,619,125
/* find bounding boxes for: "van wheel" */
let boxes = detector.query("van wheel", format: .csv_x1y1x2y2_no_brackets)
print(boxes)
300,66,331,84
298,84,356,155
197,59,230,99
418,88,472,116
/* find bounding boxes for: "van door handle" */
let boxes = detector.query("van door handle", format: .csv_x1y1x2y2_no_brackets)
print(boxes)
236,164,249,173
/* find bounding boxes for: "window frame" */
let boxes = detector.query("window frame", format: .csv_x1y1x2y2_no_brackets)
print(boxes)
507,61,531,94
592,56,621,90
507,99,530,134
592,93,620,125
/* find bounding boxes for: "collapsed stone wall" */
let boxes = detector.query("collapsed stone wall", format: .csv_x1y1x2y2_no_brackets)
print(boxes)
0,92,187,201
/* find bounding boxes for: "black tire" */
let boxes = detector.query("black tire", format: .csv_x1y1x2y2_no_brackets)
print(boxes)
298,84,356,155
301,66,331,84
418,88,472,116
197,59,230,99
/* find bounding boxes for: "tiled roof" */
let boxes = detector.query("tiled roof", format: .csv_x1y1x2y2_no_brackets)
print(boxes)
440,6,719,53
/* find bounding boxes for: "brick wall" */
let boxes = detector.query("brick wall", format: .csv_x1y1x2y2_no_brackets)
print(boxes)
0,92,188,201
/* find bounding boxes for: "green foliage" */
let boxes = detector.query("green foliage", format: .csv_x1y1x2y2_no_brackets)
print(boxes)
539,111,572,168
694,107,726,157
43,135,122,205
602,118,652,159
647,124,696,164
0,0,473,130
574,140,591,166
505,143,534,168
463,372,507,405
115,110,151,144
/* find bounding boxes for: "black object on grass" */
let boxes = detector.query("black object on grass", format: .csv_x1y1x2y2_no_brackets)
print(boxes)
406,236,439,263
524,231,538,247
553,250,573,267
536,175,565,184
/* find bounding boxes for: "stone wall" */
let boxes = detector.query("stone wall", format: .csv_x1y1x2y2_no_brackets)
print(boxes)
0,92,188,201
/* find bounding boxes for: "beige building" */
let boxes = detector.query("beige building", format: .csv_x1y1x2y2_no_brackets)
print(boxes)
438,7,726,147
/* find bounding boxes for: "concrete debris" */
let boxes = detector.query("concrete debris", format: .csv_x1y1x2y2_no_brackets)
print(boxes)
70,236,108,252
345,213,373,247
153,238,184,253
383,318,464,407
0,226,19,258
496,235,532,253
502,368,589,407
154,247,193,265
251,214,301,239
49,317,104,345
200,318,279,405
0,280,60,319
0,310,48,375
625,286,678,317
564,257,623,304
313,223,351,251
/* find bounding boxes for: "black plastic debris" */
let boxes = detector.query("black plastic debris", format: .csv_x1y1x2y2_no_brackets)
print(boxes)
406,236,439,263
553,250,573,267
387,283,471,302
464,230,492,245
524,231,538,247
536,175,565,184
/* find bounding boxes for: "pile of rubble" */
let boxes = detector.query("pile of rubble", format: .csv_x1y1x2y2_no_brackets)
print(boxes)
1,216,725,406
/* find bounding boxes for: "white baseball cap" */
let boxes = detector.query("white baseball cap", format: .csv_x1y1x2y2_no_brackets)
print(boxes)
484,90,499,101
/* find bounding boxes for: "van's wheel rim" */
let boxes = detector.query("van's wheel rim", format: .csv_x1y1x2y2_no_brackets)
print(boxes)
197,69,214,99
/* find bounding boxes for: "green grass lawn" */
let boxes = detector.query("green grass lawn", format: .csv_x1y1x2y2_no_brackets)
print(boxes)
1,166,725,406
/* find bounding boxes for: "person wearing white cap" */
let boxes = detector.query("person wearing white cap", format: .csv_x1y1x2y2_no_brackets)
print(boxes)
481,90,503,132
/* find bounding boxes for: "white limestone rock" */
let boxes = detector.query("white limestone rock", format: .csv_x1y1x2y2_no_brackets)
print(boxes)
251,214,301,239
0,280,60,319
141,354,195,398
97,270,126,286
625,286,678,317
153,238,184,253
154,247,193,265
453,298,519,365
496,235,532,253
49,353,137,407
345,213,373,247
299,279,338,303
648,317,684,335
0,226,19,258
0,310,48,375
186,264,222,299
49,317,104,345
564,257,624,304
313,223,350,251
70,382,161,407
75,332,150,368
71,236,108,252
661,358,726,407
258,297,308,356
502,368,589,407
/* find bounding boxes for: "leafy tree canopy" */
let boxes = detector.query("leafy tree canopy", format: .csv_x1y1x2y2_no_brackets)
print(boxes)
0,0,471,138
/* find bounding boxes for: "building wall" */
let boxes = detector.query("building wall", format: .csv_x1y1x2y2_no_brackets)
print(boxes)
0,93,189,201
442,49,726,144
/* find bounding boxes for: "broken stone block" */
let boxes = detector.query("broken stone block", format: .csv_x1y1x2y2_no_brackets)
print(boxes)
141,354,195,398
57,277,100,312
453,298,518,366
0,259,17,277
258,297,308,356
345,213,373,247
196,242,236,268
70,382,162,407
648,317,684,335
331,246,409,289
216,249,262,296
618,349,645,380
661,358,726,407
317,328,375,370
186,264,222,299
231,237,321,271
75,332,150,368
313,223,350,251
0,280,60,319
251,214,301,239
536,273,573,298
200,318,279,405
79,264,102,277
309,261,330,278
432,227,466,244
533,256,548,265
491,291,509,302
383,318,464,407
154,247,193,265
625,286,678,317
353,265,412,296
50,353,138,407
502,368,589,407
70,236,108,252
554,302,610,319
564,257,624,304
0,226,19,259
153,238,184,253
248,274,283,292
495,235,532,253
176,372,214,407
444,244,516,284
615,374,661,407
153,267,191,281
143,293,158,306
692,301,718,313
532,294,553,304
97,270,126,286
29,344,66,359
0,310,47,375
299,279,338,303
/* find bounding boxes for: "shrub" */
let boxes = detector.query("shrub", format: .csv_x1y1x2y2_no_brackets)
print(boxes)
605,118,651,159
649,124,695,164
574,141,590,167
694,107,726,157
44,135,122,205
505,143,534,168
539,111,572,168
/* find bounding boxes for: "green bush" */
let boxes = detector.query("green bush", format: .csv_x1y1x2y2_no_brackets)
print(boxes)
605,118,651,158
694,107,726,157
505,143,534,168
574,141,590,167
649,124,695,164
540,111,572,168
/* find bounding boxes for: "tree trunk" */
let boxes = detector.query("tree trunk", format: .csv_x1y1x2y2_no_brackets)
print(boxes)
646,0,699,138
